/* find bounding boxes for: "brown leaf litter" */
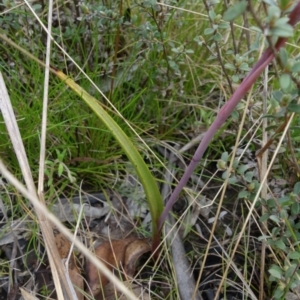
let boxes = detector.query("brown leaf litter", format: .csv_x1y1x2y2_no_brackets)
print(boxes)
85,237,151,299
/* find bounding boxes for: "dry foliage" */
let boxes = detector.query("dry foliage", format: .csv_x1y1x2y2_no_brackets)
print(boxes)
85,237,151,299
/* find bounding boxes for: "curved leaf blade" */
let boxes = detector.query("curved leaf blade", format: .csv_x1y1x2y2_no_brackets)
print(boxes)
55,70,163,244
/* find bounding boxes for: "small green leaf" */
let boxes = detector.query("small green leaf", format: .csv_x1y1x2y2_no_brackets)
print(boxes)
291,202,300,216
274,239,286,250
218,22,229,29
244,171,254,182
223,1,247,21
285,264,297,278
231,110,239,120
277,146,286,153
225,63,236,70
272,24,294,37
47,177,53,187
185,49,194,54
171,47,180,53
237,164,248,175
32,4,42,11
209,10,216,21
278,196,291,205
194,36,204,46
287,103,300,112
273,287,284,298
239,63,251,71
221,152,229,162
269,214,280,223
279,73,292,90
293,182,300,194
279,48,289,66
222,169,230,180
232,75,240,82
274,17,290,27
58,163,64,177
204,28,214,35
228,176,238,185
267,198,276,208
169,60,178,69
279,209,288,218
249,26,262,33
267,6,281,18
213,33,222,41
273,90,283,101
238,190,250,199
208,55,216,61
291,62,300,72
233,159,239,169
288,251,300,259
259,213,269,222
258,235,270,241
269,265,283,279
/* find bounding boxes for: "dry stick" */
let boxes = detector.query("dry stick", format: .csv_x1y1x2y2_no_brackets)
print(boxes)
0,160,140,300
214,113,295,299
257,66,269,300
161,148,202,300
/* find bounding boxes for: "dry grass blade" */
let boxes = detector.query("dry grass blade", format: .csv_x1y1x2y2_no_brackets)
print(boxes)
0,72,74,299
37,0,52,193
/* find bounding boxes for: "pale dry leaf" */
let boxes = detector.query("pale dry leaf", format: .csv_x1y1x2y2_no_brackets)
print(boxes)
20,288,39,300
51,197,110,222
0,219,29,246
86,237,151,299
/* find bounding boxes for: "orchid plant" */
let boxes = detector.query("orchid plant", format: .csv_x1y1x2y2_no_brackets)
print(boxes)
1,0,300,256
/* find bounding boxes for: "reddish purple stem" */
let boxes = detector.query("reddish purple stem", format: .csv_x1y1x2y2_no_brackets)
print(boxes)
158,2,300,230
